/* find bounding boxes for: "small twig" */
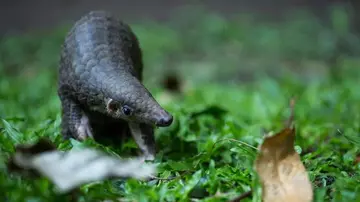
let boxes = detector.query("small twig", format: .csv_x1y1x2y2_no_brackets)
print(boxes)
286,97,296,128
149,138,258,182
212,138,259,152
148,175,177,181
229,190,252,202
148,170,192,181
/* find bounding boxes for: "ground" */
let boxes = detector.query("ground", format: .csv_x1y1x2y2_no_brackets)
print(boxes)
0,6,360,202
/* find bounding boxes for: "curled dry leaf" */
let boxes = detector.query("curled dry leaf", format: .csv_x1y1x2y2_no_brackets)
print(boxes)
8,139,156,193
254,127,313,202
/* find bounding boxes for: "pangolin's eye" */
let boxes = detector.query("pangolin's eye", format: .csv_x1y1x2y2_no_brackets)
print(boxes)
122,105,132,116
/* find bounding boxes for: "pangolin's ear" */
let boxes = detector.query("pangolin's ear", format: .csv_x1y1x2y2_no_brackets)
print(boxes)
106,98,119,112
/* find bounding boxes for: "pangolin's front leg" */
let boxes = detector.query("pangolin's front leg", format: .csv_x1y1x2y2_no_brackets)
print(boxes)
59,93,94,141
128,122,156,161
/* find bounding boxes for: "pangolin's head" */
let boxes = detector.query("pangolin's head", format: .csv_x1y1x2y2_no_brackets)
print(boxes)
104,75,173,127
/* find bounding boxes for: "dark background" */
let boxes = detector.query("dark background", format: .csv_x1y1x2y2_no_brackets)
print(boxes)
0,0,358,35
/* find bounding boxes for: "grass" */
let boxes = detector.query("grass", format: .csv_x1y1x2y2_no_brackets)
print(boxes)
1,5,360,202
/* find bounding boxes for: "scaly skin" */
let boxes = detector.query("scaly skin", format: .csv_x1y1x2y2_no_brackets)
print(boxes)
57,10,173,160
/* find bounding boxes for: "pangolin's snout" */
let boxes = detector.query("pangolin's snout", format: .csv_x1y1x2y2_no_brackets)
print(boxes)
155,111,173,127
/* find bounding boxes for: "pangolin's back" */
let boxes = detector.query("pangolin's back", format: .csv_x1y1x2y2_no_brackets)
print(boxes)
58,10,143,103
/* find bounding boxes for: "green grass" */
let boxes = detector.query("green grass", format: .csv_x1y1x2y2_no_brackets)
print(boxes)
1,6,360,202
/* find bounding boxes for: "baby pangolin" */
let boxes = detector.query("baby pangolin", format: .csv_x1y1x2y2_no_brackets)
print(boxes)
57,10,173,160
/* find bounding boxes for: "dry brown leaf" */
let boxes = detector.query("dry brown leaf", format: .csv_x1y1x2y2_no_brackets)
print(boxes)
254,127,313,202
7,139,156,193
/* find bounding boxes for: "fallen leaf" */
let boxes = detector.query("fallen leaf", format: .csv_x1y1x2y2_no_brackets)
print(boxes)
254,98,313,202
8,139,156,193
229,190,252,202
16,138,57,154
7,138,57,174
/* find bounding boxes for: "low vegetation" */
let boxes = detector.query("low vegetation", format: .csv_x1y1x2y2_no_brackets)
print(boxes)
0,6,359,202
